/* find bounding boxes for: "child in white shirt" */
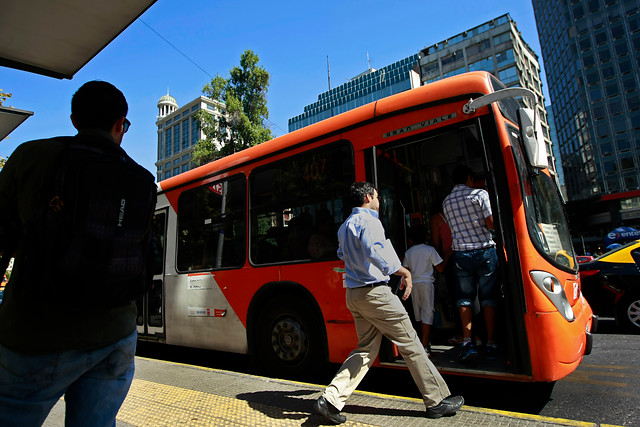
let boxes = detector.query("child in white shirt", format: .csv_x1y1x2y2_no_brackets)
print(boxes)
403,225,445,354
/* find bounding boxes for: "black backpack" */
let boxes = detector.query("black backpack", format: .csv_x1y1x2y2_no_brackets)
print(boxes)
17,135,157,308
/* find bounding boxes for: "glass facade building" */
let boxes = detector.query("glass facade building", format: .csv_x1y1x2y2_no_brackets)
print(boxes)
288,14,557,180
547,105,566,189
533,0,640,203
416,14,553,174
288,55,419,132
155,95,224,181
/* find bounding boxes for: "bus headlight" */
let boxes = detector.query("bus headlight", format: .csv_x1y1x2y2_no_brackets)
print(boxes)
530,270,575,322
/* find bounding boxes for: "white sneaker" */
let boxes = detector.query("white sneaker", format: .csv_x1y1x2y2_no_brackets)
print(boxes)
424,344,432,358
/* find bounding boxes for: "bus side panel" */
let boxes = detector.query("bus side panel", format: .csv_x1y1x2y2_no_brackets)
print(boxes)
160,193,279,353
325,322,359,363
213,266,281,328
163,270,249,353
281,261,358,363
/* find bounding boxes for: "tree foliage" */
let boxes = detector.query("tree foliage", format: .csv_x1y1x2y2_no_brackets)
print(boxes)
193,50,273,166
1,89,12,160
0,89,11,106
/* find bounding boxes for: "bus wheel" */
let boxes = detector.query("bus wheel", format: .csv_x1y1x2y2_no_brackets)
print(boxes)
256,296,325,379
617,292,640,332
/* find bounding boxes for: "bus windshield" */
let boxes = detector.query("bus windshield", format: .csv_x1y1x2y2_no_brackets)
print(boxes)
508,125,576,272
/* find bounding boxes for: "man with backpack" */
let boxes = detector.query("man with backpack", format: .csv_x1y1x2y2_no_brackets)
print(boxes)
0,81,156,426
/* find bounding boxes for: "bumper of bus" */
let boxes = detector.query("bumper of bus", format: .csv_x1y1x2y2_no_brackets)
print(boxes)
584,314,598,356
527,300,595,381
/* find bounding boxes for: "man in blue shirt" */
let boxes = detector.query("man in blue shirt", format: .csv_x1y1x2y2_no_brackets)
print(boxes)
314,182,463,424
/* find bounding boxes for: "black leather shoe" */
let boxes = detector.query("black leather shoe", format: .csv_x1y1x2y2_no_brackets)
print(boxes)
425,395,464,419
314,395,347,424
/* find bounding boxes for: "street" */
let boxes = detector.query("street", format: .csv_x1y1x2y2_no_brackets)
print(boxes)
538,318,640,426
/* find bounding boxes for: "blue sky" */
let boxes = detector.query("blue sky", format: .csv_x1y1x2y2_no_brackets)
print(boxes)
1,0,543,175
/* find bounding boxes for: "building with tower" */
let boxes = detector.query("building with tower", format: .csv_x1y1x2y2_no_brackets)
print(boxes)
155,93,224,181
533,0,640,243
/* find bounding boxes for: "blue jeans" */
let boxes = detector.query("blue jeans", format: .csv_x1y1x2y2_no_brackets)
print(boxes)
0,330,136,427
452,247,498,309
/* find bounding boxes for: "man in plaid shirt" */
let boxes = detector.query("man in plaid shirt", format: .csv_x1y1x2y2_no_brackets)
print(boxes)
443,165,498,363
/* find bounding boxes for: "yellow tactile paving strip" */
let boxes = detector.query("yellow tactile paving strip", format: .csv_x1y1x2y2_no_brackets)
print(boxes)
42,357,621,426
110,358,620,427
118,378,379,427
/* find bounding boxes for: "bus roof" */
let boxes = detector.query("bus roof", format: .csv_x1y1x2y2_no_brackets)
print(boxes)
159,71,494,192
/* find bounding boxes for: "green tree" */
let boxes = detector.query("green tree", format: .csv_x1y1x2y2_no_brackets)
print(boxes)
0,89,11,106
1,89,13,162
192,50,273,166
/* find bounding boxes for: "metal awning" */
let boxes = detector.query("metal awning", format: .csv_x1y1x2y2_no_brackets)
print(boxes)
0,0,157,80
0,106,34,142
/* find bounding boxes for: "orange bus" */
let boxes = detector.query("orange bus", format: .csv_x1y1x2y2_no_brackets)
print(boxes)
138,71,595,384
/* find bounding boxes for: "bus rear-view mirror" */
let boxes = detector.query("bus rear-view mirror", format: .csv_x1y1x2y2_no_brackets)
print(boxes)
518,107,548,169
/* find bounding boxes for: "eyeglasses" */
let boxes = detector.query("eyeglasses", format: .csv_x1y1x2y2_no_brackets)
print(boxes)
123,118,131,133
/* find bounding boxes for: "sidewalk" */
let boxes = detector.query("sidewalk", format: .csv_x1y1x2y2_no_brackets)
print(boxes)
43,356,620,426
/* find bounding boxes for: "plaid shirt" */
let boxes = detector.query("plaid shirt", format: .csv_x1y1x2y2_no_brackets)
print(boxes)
443,184,495,251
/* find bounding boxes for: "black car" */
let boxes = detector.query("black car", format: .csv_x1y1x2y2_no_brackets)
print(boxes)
579,239,640,332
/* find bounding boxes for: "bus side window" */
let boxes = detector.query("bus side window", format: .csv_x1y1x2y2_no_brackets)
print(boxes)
249,141,354,265
176,175,246,271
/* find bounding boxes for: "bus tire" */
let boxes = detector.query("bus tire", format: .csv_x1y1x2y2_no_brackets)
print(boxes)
616,292,640,332
255,296,326,379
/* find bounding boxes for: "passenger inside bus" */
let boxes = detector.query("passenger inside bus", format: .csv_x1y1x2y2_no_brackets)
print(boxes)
429,199,458,327
373,123,507,372
443,165,499,363
307,207,338,259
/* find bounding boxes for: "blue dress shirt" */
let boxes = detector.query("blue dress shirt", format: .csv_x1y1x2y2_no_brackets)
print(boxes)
337,207,402,288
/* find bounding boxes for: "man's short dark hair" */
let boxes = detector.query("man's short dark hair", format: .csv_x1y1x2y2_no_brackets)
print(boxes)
71,81,128,132
349,181,376,208
409,224,428,245
452,165,474,185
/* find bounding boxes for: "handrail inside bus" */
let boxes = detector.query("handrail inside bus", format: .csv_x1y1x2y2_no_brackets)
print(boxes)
462,87,537,115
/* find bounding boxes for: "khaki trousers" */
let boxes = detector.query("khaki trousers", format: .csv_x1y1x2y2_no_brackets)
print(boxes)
323,285,450,410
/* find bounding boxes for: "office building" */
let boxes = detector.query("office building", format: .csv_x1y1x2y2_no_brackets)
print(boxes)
288,15,557,179
533,0,640,235
415,14,553,172
288,54,419,132
156,94,224,181
547,105,566,190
